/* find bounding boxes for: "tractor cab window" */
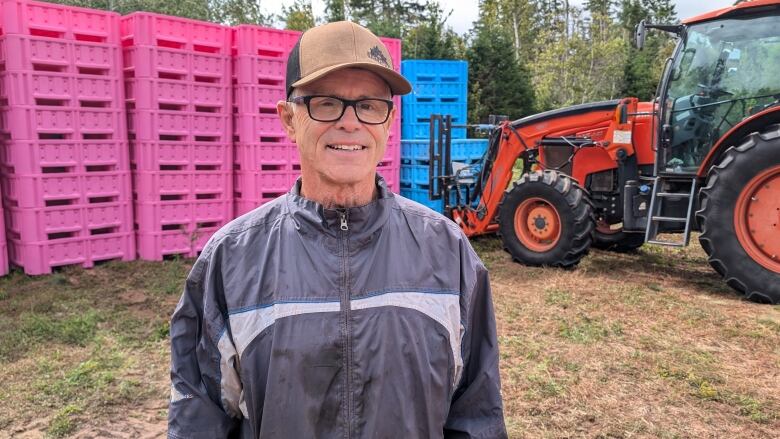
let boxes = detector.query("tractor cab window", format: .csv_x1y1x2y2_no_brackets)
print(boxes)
663,12,780,173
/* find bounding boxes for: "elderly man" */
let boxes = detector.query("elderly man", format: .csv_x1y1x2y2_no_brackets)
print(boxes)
168,21,506,438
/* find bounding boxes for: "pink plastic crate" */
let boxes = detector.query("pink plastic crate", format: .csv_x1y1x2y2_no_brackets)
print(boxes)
0,34,122,74
127,110,231,142
390,95,401,141
120,12,230,55
0,140,129,174
122,46,230,84
4,201,132,242
0,0,120,43
136,226,218,261
125,78,230,111
8,231,134,275
234,113,286,143
378,37,402,71
0,190,7,277
233,170,295,201
232,55,287,87
0,71,123,111
233,142,298,173
134,199,231,233
377,164,400,193
133,170,231,203
231,25,300,58
1,170,131,209
130,141,230,172
233,84,285,114
235,198,275,217
0,105,126,141
383,140,401,167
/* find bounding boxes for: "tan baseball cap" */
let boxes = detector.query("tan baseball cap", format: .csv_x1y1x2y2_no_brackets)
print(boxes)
285,21,411,98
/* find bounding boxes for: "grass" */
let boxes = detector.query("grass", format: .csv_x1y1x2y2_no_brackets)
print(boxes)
0,260,186,437
0,238,778,437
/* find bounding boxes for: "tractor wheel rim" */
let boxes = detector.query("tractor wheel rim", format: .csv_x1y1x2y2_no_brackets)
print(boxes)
734,164,780,274
514,197,561,252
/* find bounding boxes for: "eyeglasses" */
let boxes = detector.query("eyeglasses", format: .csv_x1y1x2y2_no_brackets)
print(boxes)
288,95,393,125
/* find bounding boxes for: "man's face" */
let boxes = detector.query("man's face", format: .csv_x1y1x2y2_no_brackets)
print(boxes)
278,68,395,192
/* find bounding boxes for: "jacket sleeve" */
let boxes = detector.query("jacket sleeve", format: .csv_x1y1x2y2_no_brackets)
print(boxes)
444,243,507,439
167,244,243,438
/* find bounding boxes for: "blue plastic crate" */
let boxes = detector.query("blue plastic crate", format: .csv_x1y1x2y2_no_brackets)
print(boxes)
400,185,476,214
401,139,488,162
401,187,444,212
406,82,467,105
400,163,431,186
401,102,467,124
401,60,468,84
402,123,467,140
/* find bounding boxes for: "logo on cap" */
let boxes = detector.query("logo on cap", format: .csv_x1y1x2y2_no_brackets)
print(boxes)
368,46,390,68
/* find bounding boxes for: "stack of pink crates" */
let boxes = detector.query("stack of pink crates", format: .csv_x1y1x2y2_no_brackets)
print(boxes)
231,26,403,216
231,25,300,217
0,188,7,276
121,13,232,260
0,0,134,275
379,37,402,192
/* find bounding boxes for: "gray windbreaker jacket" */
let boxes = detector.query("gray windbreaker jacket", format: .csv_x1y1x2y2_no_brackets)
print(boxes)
168,176,507,439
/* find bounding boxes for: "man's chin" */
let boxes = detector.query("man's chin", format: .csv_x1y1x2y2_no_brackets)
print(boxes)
322,170,376,187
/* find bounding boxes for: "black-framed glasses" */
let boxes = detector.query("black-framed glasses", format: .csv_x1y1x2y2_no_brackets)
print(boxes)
288,95,393,125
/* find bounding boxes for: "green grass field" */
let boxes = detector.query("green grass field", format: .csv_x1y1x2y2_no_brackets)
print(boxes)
1,237,778,438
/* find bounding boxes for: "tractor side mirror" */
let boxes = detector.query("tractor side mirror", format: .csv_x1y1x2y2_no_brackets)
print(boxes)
635,20,647,50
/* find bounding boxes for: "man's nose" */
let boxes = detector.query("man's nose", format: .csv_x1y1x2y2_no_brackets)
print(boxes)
336,104,362,130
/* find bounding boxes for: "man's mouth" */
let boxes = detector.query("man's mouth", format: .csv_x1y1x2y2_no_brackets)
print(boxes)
327,144,366,151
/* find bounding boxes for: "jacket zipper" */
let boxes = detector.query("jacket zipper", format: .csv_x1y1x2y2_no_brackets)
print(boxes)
339,209,352,439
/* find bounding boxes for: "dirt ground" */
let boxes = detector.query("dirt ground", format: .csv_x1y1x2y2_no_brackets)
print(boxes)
0,235,778,438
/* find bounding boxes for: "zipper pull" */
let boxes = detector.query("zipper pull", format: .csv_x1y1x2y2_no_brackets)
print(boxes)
339,211,349,231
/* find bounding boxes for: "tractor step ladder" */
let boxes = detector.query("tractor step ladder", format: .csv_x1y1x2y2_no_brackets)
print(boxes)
645,174,698,247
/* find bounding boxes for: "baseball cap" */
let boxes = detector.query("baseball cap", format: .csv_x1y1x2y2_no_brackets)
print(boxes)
285,21,412,98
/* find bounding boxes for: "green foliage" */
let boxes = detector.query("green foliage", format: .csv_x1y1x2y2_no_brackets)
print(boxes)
0,311,101,362
210,0,270,26
47,404,83,438
48,0,271,25
323,0,348,22
467,3,535,122
347,0,427,38
402,1,465,59
280,0,316,31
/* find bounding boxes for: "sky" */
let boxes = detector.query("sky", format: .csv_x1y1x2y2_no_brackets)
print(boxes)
265,0,738,35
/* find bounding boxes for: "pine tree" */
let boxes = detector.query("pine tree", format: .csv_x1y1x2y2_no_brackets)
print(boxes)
323,0,348,22
402,1,465,59
467,2,535,122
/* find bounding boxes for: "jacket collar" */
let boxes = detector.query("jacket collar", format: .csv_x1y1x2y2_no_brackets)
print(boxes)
284,175,395,240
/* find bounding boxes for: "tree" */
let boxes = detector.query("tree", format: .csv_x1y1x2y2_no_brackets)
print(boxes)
211,0,269,26
339,0,426,38
619,0,678,99
323,0,348,22
48,0,271,25
402,1,465,59
280,0,316,31
467,1,535,122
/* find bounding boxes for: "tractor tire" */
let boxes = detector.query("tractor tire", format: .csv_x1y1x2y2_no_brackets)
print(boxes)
696,124,780,304
593,227,645,253
497,170,595,268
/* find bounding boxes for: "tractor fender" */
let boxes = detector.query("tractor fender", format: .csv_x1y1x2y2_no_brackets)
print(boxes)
698,105,780,177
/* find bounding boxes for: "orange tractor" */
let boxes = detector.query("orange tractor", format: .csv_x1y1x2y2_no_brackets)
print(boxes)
431,0,780,303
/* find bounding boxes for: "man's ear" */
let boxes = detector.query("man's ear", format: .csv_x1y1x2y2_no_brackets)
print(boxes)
277,100,297,140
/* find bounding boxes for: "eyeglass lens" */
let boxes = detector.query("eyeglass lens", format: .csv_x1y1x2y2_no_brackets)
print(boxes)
309,97,390,124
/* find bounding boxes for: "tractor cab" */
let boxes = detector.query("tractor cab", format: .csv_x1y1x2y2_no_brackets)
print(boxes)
654,10,780,174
